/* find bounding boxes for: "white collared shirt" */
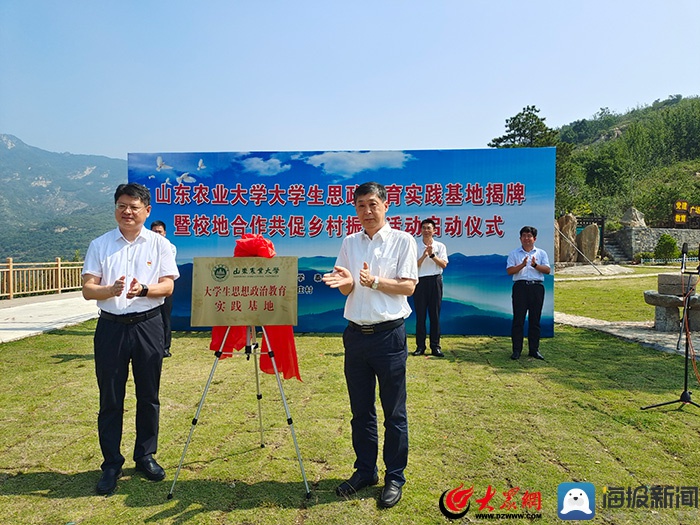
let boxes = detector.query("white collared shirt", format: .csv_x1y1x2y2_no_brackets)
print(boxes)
418,239,448,278
336,223,418,325
506,245,550,282
82,227,180,314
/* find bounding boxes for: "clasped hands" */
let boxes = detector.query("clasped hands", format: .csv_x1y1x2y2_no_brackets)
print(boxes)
522,256,538,269
110,276,145,298
322,262,375,289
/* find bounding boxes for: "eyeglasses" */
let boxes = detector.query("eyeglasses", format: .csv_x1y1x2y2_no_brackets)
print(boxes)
115,203,145,213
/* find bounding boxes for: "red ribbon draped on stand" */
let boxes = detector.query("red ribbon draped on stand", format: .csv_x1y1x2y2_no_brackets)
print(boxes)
209,234,302,381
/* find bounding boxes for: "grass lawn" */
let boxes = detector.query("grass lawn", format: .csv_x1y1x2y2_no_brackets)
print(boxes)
2,307,700,524
554,275,658,322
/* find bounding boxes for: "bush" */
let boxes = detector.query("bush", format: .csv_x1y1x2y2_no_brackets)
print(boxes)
654,234,680,262
634,251,655,264
605,219,622,233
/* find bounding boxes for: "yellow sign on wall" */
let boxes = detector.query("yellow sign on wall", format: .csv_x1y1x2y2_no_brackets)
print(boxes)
191,257,298,327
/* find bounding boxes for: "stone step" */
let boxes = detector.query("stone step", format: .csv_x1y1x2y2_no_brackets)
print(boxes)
602,236,628,262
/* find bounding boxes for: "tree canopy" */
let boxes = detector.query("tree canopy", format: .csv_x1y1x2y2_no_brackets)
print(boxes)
489,105,582,218
488,105,559,148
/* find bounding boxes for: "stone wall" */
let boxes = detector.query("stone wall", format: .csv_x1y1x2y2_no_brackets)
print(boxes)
613,227,700,259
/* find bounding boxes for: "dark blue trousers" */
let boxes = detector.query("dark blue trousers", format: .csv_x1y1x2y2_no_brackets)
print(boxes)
511,281,545,354
161,295,173,351
343,322,408,486
94,314,164,471
414,274,443,351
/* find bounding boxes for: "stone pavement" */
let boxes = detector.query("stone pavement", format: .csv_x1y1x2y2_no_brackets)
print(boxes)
554,312,685,356
554,264,687,355
0,291,99,344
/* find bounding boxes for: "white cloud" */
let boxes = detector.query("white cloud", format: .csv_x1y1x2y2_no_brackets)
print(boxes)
306,151,413,178
240,157,291,176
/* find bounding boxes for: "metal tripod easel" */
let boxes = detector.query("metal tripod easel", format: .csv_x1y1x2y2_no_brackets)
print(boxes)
642,244,700,411
167,325,311,499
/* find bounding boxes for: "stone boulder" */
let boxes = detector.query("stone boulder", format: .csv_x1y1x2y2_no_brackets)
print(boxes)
557,214,577,262
620,207,646,228
657,273,698,295
576,224,600,262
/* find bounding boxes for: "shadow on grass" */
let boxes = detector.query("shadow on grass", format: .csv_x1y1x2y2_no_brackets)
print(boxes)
0,469,344,522
51,353,93,363
46,326,96,337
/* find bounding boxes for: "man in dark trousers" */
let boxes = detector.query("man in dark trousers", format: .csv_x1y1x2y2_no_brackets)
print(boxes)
322,181,418,509
150,220,177,357
506,226,550,360
413,218,448,357
82,183,179,495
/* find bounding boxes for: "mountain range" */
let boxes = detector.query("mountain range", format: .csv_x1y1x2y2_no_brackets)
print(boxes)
0,134,126,261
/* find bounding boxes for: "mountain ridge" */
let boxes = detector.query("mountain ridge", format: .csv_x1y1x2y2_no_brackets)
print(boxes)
0,133,127,261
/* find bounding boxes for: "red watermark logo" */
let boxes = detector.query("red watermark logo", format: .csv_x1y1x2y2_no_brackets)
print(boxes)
439,483,473,519
439,482,543,520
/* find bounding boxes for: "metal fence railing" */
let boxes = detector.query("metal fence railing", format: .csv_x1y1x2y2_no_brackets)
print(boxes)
0,258,83,300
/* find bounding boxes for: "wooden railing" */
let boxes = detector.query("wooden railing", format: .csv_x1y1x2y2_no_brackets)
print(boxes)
0,258,84,300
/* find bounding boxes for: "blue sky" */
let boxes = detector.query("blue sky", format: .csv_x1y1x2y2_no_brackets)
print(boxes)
1,1,699,160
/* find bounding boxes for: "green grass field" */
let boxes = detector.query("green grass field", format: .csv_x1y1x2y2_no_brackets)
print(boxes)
2,274,700,524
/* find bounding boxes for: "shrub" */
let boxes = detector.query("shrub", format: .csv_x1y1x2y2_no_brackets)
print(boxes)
654,234,680,262
605,219,622,233
634,251,655,264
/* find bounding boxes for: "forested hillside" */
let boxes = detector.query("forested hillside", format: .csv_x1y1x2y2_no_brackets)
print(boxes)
491,95,700,228
0,135,126,261
567,96,700,227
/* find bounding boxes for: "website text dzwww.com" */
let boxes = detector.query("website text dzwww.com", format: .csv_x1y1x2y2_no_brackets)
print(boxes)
474,513,542,520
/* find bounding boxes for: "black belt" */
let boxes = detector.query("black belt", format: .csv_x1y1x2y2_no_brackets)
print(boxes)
348,318,404,335
100,306,161,325
514,280,543,286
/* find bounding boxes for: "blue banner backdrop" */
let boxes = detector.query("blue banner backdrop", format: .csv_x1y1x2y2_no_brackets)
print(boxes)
128,148,555,336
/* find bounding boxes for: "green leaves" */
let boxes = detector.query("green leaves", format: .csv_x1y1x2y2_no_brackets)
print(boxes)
488,105,559,148
492,97,700,223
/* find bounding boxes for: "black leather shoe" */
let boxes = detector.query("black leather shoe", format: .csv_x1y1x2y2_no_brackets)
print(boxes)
96,467,122,495
336,471,379,497
135,456,165,481
163,349,172,358
431,348,444,357
379,480,403,508
510,352,521,360
413,348,426,356
529,351,545,360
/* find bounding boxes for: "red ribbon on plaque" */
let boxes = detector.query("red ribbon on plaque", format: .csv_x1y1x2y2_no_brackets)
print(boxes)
209,234,301,381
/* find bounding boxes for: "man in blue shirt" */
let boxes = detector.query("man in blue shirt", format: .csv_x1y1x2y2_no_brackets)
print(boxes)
506,226,550,360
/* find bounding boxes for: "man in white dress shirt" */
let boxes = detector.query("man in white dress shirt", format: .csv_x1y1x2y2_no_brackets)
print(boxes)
150,220,177,358
413,218,448,357
82,183,179,495
322,181,418,508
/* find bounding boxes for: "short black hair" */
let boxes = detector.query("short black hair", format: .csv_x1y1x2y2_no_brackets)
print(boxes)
114,183,151,206
150,220,166,232
353,181,387,203
519,226,538,238
421,218,436,228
